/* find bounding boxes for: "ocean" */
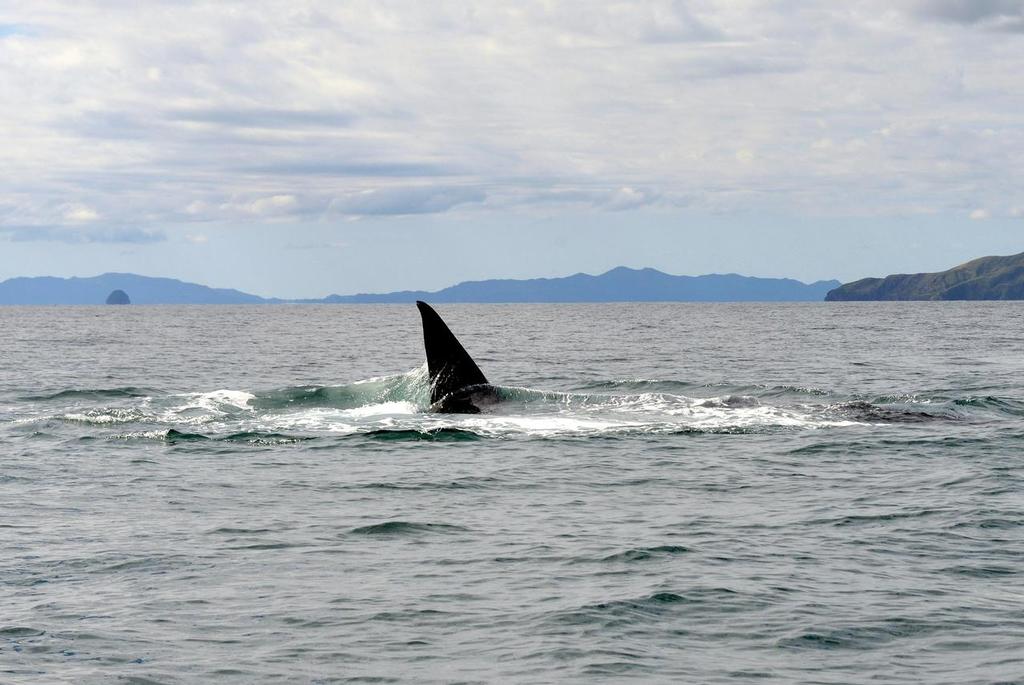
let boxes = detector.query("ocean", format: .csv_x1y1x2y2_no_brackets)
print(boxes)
2,303,1022,684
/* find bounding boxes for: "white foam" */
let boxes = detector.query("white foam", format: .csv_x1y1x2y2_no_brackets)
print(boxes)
197,389,255,409
259,408,360,434
341,400,419,418
166,389,255,415
43,380,867,439
63,412,121,424
247,388,868,437
457,414,642,437
112,429,173,440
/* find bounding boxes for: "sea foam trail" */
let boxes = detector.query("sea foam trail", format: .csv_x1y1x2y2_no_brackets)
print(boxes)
11,365,1011,441
19,378,869,441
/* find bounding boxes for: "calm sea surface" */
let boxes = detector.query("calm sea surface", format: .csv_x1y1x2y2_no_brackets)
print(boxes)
2,303,1023,684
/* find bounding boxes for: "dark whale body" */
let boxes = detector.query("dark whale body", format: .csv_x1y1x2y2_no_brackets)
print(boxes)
416,301,501,414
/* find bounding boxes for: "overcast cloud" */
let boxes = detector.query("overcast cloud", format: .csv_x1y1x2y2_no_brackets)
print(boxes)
3,1,1022,231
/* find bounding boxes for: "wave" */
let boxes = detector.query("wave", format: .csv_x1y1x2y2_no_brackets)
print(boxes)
545,588,751,628
777,617,946,650
828,401,958,424
111,429,314,445
349,521,470,536
363,427,482,442
19,386,158,401
62,408,148,425
249,366,430,411
595,546,691,563
951,395,1024,416
570,379,699,392
830,394,1024,423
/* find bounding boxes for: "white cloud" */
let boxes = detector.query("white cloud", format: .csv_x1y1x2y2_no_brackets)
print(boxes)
328,185,485,217
969,208,991,220
1,1,1023,229
246,194,297,215
604,186,659,211
63,205,99,222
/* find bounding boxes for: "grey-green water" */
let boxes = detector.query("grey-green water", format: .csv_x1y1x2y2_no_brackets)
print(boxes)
2,303,1023,683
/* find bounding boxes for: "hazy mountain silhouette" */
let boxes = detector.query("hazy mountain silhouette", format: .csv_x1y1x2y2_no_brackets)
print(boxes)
319,267,839,303
0,268,840,304
0,273,268,305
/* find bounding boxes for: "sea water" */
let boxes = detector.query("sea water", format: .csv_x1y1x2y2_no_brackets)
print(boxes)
1,303,1023,683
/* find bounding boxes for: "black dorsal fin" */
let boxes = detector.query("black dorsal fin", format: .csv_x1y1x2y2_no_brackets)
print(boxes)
416,301,488,404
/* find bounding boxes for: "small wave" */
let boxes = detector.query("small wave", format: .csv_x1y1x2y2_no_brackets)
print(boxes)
368,608,457,623
872,393,937,404
545,587,764,629
363,427,482,442
805,509,943,527
951,516,1024,530
597,545,691,563
759,384,831,397
109,430,175,441
250,366,431,411
829,401,956,423
251,384,390,410
778,618,943,650
0,626,46,638
546,591,694,628
349,521,470,536
351,476,502,490
20,386,157,401
697,395,760,408
569,379,697,393
61,408,146,425
224,541,304,551
158,429,312,445
952,396,1024,416
832,395,1024,423
940,564,1018,578
223,431,313,445
164,429,211,443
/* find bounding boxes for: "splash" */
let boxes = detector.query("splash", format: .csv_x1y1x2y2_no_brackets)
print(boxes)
10,366,1007,442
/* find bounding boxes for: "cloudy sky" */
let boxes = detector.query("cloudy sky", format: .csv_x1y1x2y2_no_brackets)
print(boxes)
2,1,1023,297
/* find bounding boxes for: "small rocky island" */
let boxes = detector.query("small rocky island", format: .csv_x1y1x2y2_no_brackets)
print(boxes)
105,289,131,305
826,252,1024,301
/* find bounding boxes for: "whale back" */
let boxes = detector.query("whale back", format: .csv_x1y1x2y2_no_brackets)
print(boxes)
416,301,488,406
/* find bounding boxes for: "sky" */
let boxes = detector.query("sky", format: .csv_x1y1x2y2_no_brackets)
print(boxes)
1,0,1023,298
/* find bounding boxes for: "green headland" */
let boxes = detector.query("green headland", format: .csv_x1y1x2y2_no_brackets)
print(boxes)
826,252,1024,301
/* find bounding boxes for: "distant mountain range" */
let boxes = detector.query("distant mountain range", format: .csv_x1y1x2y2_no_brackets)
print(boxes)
0,273,269,305
0,268,839,305
316,267,840,303
826,252,1024,301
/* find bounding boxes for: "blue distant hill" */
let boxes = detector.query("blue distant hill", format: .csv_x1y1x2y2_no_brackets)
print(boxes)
0,273,269,305
320,267,840,303
0,268,840,304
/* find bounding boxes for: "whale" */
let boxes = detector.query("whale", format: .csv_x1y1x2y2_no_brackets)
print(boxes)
416,301,502,414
